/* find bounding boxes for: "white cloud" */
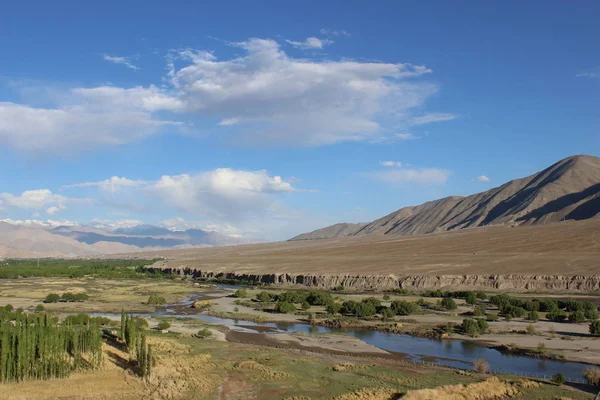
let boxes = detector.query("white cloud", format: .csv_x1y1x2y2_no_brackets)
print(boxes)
395,132,418,140
103,55,140,70
160,216,242,237
89,219,144,230
411,113,458,125
46,206,60,216
65,176,148,194
0,189,67,211
152,168,294,220
368,168,450,184
380,161,403,167
0,218,79,228
473,175,491,182
576,70,599,78
285,37,334,49
320,28,351,37
167,38,436,146
218,117,240,126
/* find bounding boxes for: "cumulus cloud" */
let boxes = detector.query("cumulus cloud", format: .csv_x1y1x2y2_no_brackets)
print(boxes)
285,37,333,49
103,55,140,70
0,218,80,228
380,161,403,167
0,189,81,212
167,38,435,145
473,175,491,182
410,113,457,125
368,168,450,184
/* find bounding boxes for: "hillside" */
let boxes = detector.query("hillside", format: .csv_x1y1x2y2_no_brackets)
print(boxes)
290,223,366,241
292,155,600,239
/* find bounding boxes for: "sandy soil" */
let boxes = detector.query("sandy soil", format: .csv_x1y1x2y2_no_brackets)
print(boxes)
125,219,600,276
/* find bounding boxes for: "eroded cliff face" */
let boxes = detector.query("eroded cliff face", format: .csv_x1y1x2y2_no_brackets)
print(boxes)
147,266,600,293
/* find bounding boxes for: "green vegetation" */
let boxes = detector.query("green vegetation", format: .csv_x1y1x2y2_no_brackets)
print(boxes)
584,366,600,386
232,289,249,298
196,328,212,338
44,293,61,303
440,297,457,310
35,304,45,312
0,258,163,279
526,323,537,335
256,291,275,302
590,320,600,335
527,310,539,322
390,300,420,316
61,292,90,302
0,310,102,382
462,318,480,336
473,306,485,317
157,321,171,330
552,372,566,385
64,313,111,326
147,294,166,305
274,301,296,313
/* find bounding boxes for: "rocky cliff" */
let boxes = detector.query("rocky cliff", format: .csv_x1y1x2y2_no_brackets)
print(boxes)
147,266,600,293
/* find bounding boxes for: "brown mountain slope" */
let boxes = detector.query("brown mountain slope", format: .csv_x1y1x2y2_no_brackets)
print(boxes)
353,154,600,236
290,223,366,241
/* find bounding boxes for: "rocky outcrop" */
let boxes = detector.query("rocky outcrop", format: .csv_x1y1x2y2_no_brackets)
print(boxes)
147,266,600,293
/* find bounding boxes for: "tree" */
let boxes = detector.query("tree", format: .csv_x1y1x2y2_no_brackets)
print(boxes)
476,319,489,332
3,304,13,312
35,304,45,312
301,301,311,310
552,373,566,385
306,291,333,306
441,297,457,310
256,291,273,302
381,307,395,321
547,310,567,323
584,308,598,321
361,297,381,309
274,301,296,314
157,321,170,330
354,302,376,318
462,319,480,336
486,313,498,321
590,320,600,335
326,302,342,315
475,291,487,300
569,310,586,323
465,292,477,305
527,310,540,322
583,367,600,386
390,301,419,316
44,293,60,303
473,306,486,317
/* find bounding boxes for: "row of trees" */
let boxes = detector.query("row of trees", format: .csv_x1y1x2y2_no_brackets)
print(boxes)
44,292,89,303
120,311,153,378
0,311,102,382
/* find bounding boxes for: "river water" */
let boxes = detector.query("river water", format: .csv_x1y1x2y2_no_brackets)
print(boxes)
96,285,595,379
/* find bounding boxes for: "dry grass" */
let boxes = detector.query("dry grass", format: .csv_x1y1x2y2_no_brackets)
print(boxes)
402,377,520,400
330,388,398,400
583,366,600,385
233,360,290,380
132,219,600,276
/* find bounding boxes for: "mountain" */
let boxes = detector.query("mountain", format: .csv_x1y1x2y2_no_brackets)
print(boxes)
290,223,367,241
291,155,600,240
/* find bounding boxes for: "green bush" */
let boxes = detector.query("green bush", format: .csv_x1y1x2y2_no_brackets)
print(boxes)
527,310,540,322
584,308,598,321
197,328,212,338
473,306,486,317
590,320,600,335
306,291,333,306
583,366,600,386
547,310,567,323
147,294,166,305
475,291,487,300
61,292,89,302
274,301,297,314
326,302,342,315
3,304,13,312
390,300,420,316
462,319,480,337
35,304,45,312
476,319,489,332
256,291,274,302
381,307,395,321
232,289,248,298
44,293,61,303
383,294,390,301
552,373,566,385
526,323,537,335
301,301,311,310
441,297,457,310
157,321,171,330
569,310,586,323
361,297,381,309
465,292,477,305
134,317,148,329
486,313,498,321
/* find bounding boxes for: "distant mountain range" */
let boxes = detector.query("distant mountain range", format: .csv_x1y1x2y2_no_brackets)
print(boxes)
0,222,245,258
291,154,600,241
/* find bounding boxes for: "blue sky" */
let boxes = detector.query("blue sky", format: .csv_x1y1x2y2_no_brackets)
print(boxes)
0,1,598,240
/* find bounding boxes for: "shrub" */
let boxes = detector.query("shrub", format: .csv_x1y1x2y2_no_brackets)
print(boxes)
301,301,310,310
383,294,390,301
334,285,345,292
157,321,171,330
44,293,60,303
361,297,381,309
486,313,498,321
547,310,567,323
256,291,274,302
476,319,489,332
526,323,536,335
527,310,540,322
473,306,486,317
416,297,426,306
441,297,457,310
390,300,420,316
3,304,13,312
552,373,565,385
569,310,586,323
354,302,377,317
306,291,333,306
465,292,477,305
147,294,166,305
35,304,45,312
134,317,148,329
197,328,212,338
583,367,600,386
274,301,296,314
590,320,600,335
537,342,546,353
539,300,558,313
277,290,309,303
584,308,598,321
462,319,480,336
524,300,540,312
473,358,489,374
326,302,342,315
232,289,248,298
381,307,395,321
475,291,487,300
